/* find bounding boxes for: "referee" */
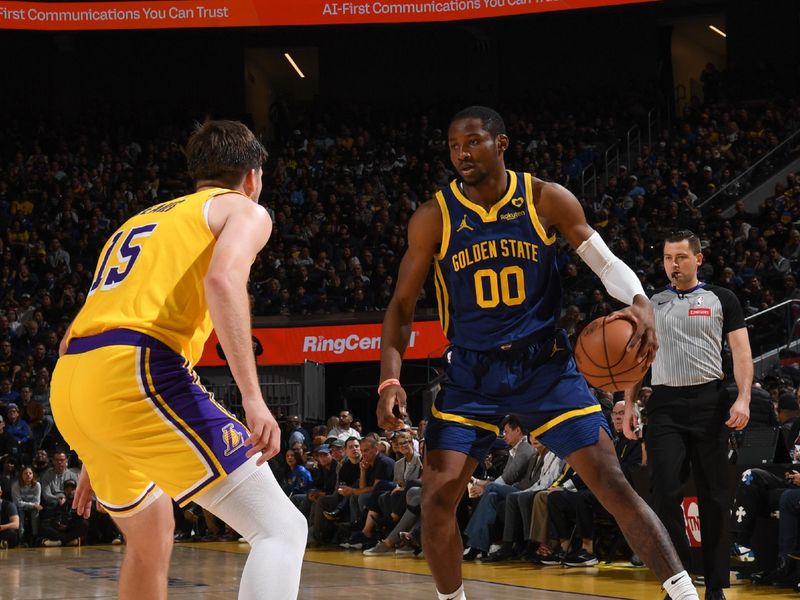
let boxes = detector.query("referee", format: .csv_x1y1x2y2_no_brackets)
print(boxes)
625,230,752,600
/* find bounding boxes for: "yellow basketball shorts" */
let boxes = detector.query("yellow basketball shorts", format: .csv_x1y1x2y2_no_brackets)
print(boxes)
51,329,250,517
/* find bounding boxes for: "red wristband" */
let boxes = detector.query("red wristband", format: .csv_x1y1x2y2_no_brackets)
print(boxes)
378,378,401,395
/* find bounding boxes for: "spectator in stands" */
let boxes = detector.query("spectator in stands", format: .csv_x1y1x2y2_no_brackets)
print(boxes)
296,444,337,519
40,479,87,547
285,415,312,451
4,404,32,457
340,435,395,550
282,449,313,497
0,415,18,460
779,393,800,446
311,437,361,544
388,430,422,498
39,450,78,511
749,474,800,586
0,485,20,548
31,448,49,479
480,438,562,563
462,417,534,559
545,401,643,566
11,465,41,545
328,438,345,464
0,455,17,500
730,465,799,567
325,416,339,436
363,485,423,556
359,431,421,546
327,410,360,441
0,378,20,411
526,463,585,564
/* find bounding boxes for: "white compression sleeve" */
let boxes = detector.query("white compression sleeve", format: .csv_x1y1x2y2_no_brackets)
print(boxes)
575,231,646,305
195,457,307,600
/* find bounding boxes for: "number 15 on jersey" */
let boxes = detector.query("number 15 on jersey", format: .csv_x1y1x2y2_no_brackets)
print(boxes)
88,224,158,296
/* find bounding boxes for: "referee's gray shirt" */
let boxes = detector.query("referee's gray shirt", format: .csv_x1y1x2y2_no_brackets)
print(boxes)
650,283,746,387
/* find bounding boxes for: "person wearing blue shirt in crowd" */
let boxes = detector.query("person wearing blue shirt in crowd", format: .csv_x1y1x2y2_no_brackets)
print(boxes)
0,379,20,412
283,449,313,497
4,405,32,452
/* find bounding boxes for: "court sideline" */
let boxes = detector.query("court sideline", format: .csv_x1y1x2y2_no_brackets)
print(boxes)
0,543,795,599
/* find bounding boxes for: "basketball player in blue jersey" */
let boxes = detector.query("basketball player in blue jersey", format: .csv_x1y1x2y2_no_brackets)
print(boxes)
378,107,699,600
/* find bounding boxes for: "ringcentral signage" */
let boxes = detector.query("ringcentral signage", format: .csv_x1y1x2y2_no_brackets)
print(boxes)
197,320,449,366
0,0,660,30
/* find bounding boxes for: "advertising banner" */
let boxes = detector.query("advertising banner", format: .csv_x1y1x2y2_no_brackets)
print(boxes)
1,0,659,30
198,319,449,366
682,496,702,548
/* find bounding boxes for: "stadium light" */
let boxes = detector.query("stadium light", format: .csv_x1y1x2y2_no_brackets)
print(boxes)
709,25,727,38
284,53,306,78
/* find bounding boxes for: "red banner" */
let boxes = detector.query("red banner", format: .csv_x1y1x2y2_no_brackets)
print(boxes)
0,0,660,30
198,320,449,366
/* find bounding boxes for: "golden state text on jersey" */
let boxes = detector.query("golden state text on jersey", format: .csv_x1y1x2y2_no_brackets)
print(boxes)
433,171,558,351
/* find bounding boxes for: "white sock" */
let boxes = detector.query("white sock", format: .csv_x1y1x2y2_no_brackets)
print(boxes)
196,457,307,600
437,584,466,600
662,570,699,600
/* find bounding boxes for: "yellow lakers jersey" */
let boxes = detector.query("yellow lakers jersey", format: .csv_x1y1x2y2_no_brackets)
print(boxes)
69,188,239,365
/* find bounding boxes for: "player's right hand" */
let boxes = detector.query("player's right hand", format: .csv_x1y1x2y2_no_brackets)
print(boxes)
607,295,658,366
244,400,281,465
377,384,407,431
73,467,95,518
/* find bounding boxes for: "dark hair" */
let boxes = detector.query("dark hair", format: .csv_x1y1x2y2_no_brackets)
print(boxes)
185,120,268,188
665,229,702,254
345,436,360,448
502,414,524,432
288,449,306,468
450,106,507,137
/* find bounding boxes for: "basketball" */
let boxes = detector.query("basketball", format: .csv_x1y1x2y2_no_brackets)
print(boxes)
574,316,649,392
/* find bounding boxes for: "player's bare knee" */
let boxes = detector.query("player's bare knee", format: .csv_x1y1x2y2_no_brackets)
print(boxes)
127,533,172,563
421,487,443,512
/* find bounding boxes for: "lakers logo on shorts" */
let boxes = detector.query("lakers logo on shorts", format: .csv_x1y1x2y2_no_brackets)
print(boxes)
222,423,245,457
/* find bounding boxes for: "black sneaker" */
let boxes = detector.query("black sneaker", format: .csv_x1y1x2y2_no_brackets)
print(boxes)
539,549,566,566
563,550,599,567
463,547,481,561
481,545,516,563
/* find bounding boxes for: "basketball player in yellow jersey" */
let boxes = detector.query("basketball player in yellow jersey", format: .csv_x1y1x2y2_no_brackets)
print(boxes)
51,121,306,600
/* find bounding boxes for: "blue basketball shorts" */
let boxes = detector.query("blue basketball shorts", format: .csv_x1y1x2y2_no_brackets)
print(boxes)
425,329,611,462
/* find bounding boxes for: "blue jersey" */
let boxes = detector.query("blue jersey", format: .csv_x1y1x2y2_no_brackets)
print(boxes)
433,171,560,351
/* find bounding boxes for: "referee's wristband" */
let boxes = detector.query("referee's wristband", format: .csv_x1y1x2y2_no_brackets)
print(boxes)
378,378,401,395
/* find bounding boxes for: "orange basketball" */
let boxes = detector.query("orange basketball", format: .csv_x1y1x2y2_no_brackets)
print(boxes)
574,316,649,392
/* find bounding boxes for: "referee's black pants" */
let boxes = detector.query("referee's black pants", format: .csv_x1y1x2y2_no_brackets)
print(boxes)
646,381,730,589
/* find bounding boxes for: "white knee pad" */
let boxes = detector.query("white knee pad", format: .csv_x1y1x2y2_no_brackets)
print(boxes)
196,457,306,600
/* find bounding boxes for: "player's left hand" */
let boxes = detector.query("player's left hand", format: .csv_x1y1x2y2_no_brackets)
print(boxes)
726,397,750,430
244,400,281,465
73,467,95,518
606,295,658,366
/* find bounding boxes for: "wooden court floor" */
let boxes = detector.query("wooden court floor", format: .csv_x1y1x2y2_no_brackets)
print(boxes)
0,542,796,599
